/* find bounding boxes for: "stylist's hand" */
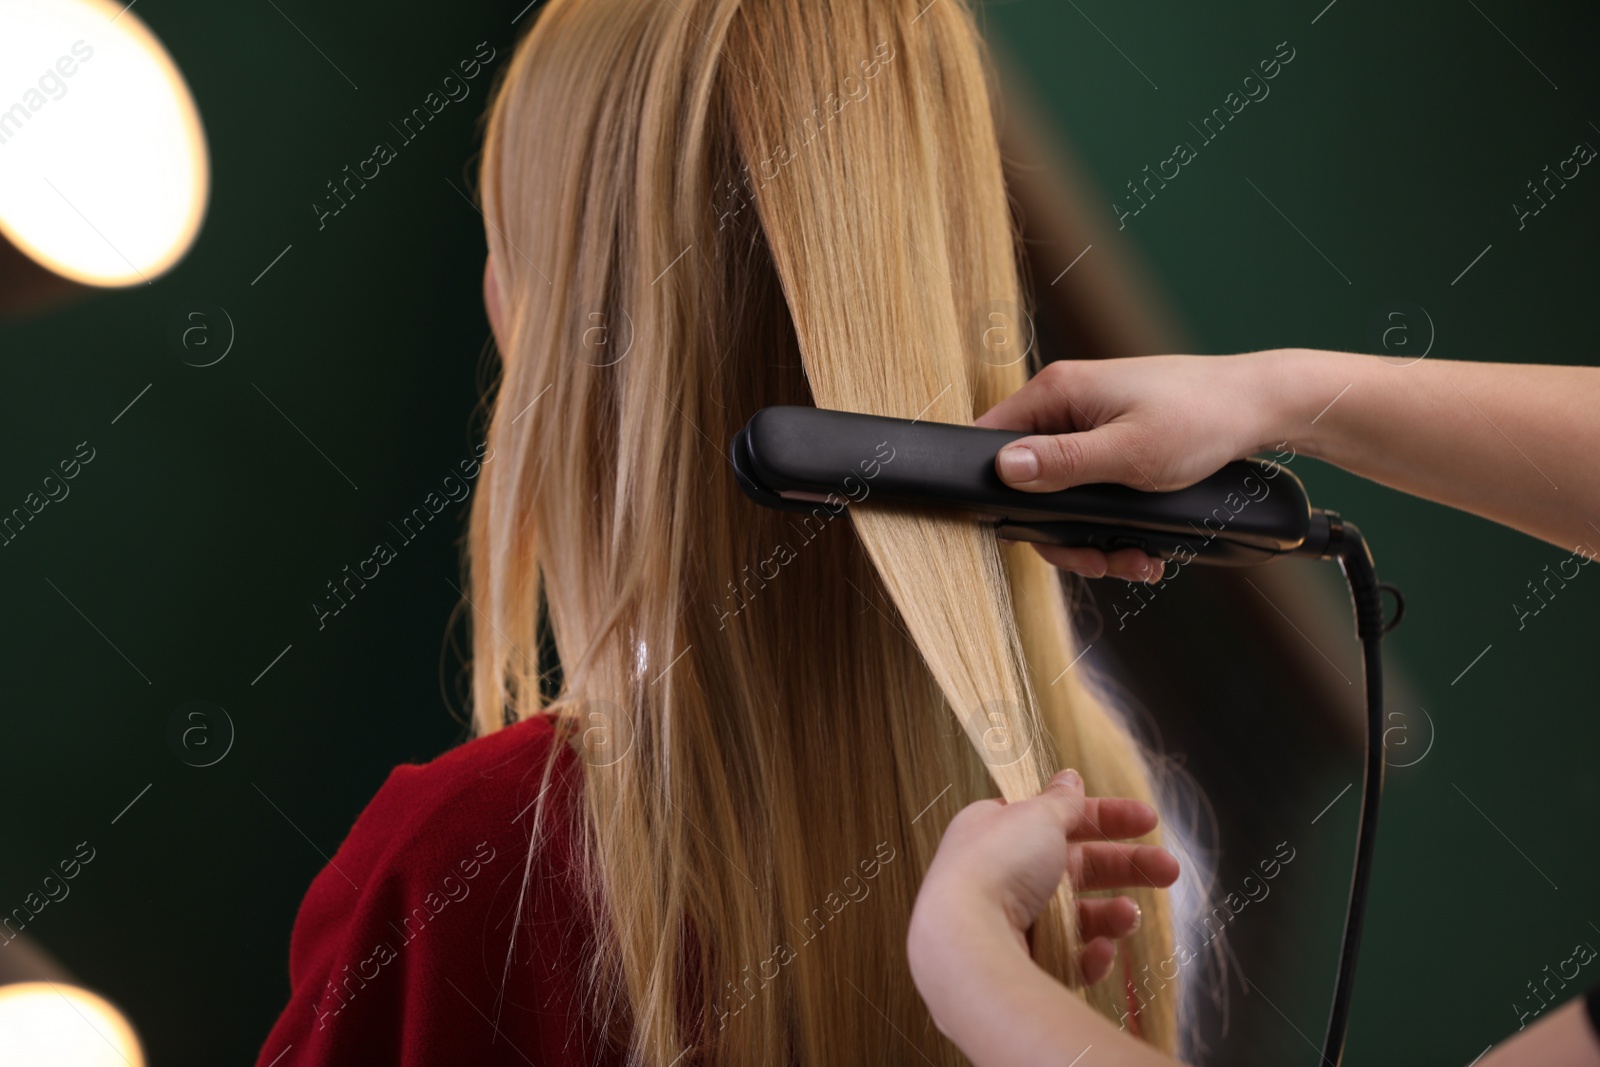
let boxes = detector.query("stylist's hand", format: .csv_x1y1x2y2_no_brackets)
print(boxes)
909,769,1180,991
977,353,1280,581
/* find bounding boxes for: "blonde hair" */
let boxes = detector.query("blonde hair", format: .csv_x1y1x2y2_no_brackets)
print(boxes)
470,0,1178,1062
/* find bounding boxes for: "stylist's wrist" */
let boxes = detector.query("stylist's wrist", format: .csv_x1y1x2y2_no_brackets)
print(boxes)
1253,347,1360,460
907,897,1035,1037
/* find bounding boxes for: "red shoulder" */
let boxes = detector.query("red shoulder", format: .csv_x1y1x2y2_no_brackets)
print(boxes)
256,714,618,1067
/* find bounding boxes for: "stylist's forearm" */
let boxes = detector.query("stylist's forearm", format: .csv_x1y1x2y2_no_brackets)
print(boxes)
911,915,1180,1067
1263,350,1600,553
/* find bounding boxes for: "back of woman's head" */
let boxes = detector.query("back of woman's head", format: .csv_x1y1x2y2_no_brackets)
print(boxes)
472,0,1180,1061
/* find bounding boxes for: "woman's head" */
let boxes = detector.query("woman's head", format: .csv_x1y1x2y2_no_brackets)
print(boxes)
471,0,1179,1061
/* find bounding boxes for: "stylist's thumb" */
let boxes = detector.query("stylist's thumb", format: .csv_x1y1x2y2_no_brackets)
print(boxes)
1034,768,1086,834
995,425,1143,492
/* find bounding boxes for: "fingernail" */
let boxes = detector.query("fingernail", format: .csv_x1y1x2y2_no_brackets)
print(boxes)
1129,902,1142,932
1142,558,1163,583
997,445,1039,483
1055,768,1082,790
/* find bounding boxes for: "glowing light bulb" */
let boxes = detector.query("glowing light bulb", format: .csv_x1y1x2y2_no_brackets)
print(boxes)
0,0,209,287
0,982,146,1067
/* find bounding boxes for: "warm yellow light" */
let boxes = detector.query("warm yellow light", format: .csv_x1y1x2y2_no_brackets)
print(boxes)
0,0,209,287
0,982,146,1067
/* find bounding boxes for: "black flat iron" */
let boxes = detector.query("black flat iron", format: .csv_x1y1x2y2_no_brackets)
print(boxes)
731,405,1337,565
730,404,1401,1067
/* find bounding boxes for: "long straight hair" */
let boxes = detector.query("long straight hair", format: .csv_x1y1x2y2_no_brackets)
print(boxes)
470,1,1179,1061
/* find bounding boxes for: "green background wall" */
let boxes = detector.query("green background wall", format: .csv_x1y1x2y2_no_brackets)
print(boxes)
0,1,1594,1064
982,1,1600,1062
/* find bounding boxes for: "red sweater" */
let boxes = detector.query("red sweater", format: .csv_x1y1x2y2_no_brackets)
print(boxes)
255,715,624,1067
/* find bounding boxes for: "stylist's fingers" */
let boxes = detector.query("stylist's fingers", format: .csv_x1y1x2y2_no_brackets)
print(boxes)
1028,545,1109,578
1105,547,1162,583
1079,936,1118,986
995,422,1155,494
1028,544,1164,583
975,359,1099,434
1032,769,1087,837
1104,546,1162,583
1033,778,1163,843
1070,842,1181,892
1077,895,1142,942
1067,797,1161,843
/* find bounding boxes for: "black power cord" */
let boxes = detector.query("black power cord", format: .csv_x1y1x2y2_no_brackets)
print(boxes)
1311,513,1398,1066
